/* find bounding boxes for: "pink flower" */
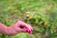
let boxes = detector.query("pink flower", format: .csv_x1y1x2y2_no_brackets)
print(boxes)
0,20,33,36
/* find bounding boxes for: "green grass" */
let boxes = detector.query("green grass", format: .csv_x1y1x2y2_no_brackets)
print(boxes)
0,0,57,38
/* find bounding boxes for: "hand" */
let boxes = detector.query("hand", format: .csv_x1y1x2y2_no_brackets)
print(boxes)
11,20,33,34
0,20,33,36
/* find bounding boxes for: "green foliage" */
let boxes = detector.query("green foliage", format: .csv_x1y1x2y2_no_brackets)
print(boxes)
14,33,30,38
0,0,57,38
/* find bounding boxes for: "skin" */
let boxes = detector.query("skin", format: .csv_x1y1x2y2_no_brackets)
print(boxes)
0,20,33,36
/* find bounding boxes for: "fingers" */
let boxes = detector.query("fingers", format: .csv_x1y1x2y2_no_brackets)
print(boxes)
8,20,33,34
16,21,33,34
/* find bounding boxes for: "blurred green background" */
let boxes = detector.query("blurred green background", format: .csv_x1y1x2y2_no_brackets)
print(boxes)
0,0,57,38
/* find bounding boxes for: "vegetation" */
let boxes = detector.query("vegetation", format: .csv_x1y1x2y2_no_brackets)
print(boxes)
0,0,57,38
